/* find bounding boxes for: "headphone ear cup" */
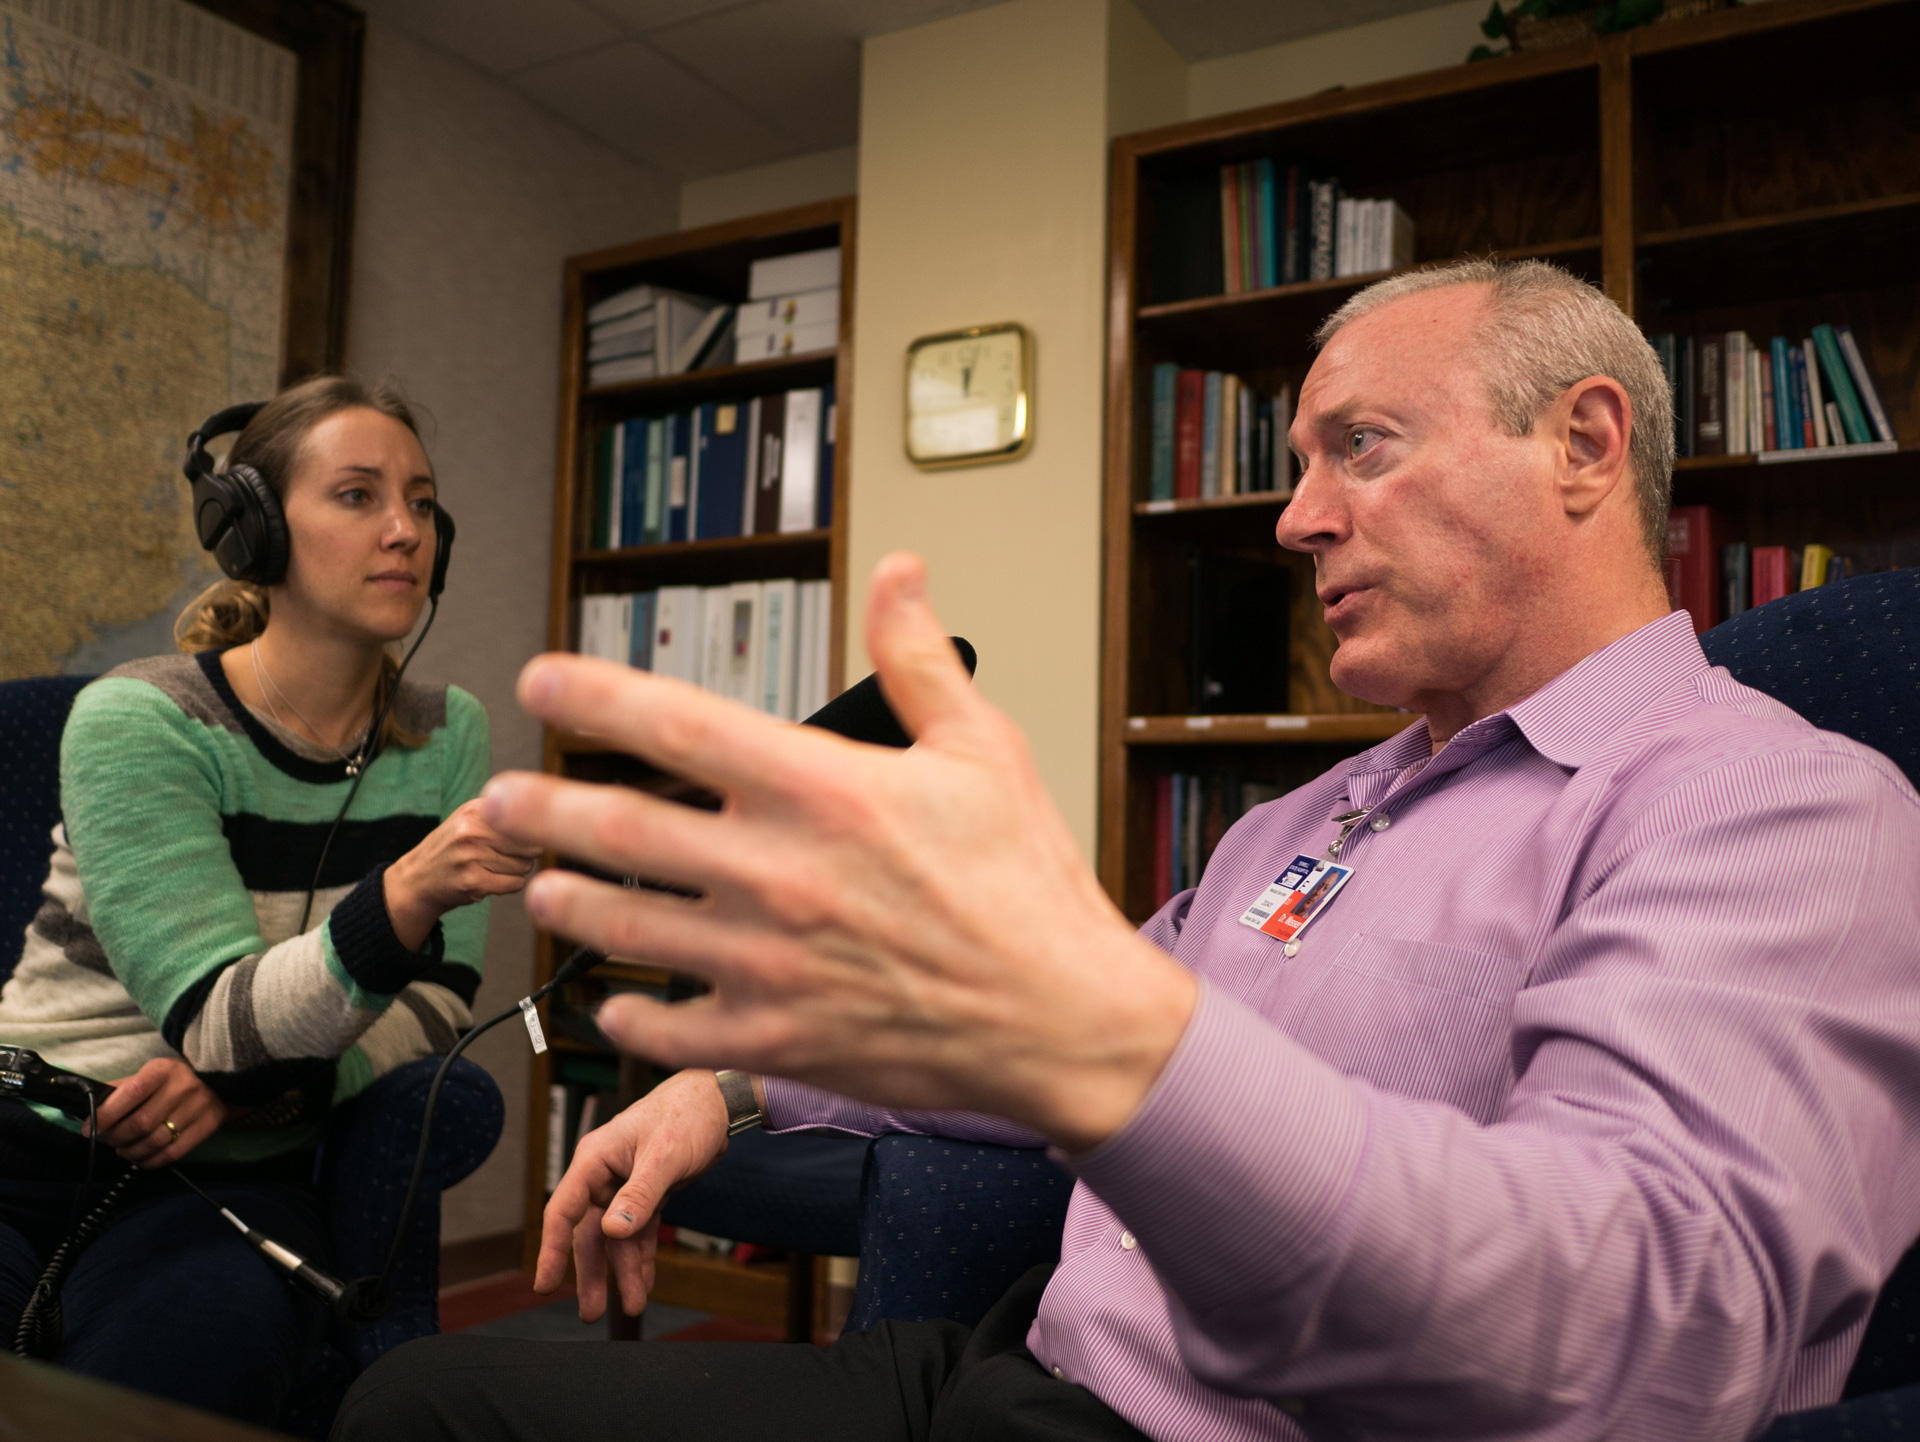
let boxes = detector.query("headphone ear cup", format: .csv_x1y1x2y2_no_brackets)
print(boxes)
214,464,289,585
428,503,455,599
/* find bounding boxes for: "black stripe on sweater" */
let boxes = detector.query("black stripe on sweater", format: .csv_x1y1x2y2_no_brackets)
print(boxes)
221,813,438,893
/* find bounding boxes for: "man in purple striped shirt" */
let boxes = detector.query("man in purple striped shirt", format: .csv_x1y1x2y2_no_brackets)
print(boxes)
339,261,1920,1442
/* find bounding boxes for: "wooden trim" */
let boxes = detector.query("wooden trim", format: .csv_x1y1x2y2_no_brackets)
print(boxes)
1598,46,1635,317
1134,492,1289,517
584,351,837,404
1124,714,1414,746
574,529,831,565
1112,40,1602,163
1098,139,1139,905
190,0,363,381
829,199,858,697
1640,191,1920,249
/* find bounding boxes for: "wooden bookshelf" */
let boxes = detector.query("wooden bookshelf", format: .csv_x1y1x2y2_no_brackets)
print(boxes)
523,198,858,1327
1100,0,1920,920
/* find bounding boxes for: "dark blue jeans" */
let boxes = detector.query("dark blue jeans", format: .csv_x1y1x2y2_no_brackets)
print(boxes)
0,1171,331,1427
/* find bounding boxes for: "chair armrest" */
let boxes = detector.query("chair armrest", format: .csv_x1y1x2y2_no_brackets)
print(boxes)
662,1127,867,1257
318,1055,504,1370
848,1134,1072,1332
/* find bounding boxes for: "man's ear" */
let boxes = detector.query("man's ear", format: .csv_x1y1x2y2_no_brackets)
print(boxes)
1557,376,1632,519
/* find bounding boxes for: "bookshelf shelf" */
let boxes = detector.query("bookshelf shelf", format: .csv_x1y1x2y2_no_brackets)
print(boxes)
582,351,839,412
1101,0,1917,921
1124,713,1411,746
529,197,858,1311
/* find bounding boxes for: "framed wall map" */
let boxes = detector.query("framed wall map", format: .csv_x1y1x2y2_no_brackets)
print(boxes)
0,0,361,680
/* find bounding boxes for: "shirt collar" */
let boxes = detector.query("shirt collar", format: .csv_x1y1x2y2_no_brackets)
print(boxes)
1345,609,1710,783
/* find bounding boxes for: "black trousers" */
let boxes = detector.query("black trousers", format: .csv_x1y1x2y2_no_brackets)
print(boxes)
332,1263,1149,1442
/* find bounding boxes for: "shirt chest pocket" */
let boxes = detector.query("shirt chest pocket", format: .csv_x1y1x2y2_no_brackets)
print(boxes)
1291,933,1528,1123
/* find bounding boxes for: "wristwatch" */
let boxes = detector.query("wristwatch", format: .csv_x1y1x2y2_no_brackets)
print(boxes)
715,1069,764,1136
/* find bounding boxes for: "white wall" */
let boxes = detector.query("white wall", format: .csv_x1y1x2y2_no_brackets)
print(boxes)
680,146,860,229
346,21,677,1246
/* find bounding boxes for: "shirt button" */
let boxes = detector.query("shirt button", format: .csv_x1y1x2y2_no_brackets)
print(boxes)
1369,814,1391,831
1053,1365,1065,1380
1120,1230,1137,1250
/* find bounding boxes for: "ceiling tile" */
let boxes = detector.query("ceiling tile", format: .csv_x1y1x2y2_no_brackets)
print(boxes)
512,40,799,176
579,0,762,33
355,0,622,75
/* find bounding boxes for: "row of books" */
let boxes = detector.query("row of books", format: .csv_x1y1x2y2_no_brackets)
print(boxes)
1216,161,1416,293
1146,365,1295,502
1654,323,1896,460
577,578,833,723
585,247,840,388
1665,503,1854,632
1152,771,1284,906
586,385,834,549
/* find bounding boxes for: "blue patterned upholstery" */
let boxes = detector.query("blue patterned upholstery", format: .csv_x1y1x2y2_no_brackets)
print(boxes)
848,1134,1073,1330
663,1126,867,1257
0,671,502,1422
1703,570,1920,1429
0,675,92,983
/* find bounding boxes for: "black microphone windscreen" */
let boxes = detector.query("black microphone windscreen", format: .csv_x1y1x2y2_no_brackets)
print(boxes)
800,637,975,749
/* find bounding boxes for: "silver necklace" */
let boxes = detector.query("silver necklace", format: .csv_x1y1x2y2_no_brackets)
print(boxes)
250,642,372,774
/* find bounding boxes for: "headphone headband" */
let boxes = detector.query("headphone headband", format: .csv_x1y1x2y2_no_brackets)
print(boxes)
184,402,267,480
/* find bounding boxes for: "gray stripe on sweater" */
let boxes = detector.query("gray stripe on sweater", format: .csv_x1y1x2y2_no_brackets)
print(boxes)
101,654,241,733
30,898,113,975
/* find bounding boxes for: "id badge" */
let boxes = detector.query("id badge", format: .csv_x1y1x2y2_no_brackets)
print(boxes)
1239,853,1355,943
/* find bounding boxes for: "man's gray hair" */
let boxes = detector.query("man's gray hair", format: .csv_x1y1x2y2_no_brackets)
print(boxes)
1314,259,1675,565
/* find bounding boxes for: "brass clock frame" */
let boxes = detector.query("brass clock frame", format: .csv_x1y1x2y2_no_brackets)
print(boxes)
903,321,1035,470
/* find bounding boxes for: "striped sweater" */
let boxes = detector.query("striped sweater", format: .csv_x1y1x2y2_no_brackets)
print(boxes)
0,651,490,1162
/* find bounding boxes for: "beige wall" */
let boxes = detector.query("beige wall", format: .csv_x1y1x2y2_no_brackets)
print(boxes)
846,0,1180,860
1187,0,1485,120
680,146,860,229
346,22,676,1245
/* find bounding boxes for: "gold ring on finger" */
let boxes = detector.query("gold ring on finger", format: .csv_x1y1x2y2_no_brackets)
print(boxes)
163,1118,180,1139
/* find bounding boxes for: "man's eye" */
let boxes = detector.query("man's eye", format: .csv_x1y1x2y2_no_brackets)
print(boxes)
1347,428,1381,460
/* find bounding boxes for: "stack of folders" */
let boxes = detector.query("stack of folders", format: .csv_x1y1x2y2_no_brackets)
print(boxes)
1153,773,1284,907
734,247,840,363
587,385,835,549
578,578,834,723
585,284,735,388
1146,364,1293,502
1651,323,1895,460
1217,162,1414,292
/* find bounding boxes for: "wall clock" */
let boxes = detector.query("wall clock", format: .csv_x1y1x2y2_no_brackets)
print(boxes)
904,322,1034,469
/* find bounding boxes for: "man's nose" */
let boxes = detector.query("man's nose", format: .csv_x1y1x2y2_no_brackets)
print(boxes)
1275,463,1344,552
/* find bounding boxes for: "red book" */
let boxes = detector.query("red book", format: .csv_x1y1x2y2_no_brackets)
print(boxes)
1664,504,1725,634
1174,369,1205,499
1153,774,1174,908
1751,545,1793,606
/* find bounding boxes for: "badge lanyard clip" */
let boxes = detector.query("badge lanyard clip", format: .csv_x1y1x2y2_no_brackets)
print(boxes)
1324,808,1371,861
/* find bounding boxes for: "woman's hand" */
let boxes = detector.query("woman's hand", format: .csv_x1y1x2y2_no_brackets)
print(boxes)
535,1069,733,1322
384,797,543,949
89,1057,228,1167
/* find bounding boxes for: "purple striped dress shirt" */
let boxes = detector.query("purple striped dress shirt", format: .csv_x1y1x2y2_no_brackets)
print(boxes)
766,610,1920,1439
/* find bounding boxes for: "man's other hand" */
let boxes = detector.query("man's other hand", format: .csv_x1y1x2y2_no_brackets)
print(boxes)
534,1069,731,1322
482,553,1198,1153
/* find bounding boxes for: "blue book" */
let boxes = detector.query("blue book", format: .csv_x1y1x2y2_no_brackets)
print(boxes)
1170,774,1185,893
1256,159,1277,290
619,418,647,546
1770,337,1796,450
816,383,836,529
1787,345,1809,448
694,400,749,539
1149,363,1177,502
667,412,692,543
631,591,655,669
1200,372,1222,497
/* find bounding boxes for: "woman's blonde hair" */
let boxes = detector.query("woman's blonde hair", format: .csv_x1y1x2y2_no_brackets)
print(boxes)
175,375,433,750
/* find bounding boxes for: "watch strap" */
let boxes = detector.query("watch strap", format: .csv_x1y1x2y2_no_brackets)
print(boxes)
715,1069,764,1136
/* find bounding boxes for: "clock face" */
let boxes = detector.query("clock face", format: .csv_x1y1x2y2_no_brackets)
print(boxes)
905,324,1032,467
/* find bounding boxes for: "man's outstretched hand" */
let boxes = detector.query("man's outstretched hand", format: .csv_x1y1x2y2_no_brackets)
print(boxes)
482,553,1198,1152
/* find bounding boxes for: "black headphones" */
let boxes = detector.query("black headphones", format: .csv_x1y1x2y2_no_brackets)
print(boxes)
184,402,455,598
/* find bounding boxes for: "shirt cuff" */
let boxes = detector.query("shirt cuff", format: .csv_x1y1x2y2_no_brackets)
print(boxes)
763,1076,869,1133
1066,979,1371,1313
326,865,445,997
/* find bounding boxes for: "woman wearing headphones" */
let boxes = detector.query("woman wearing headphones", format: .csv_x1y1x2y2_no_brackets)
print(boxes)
0,376,537,1429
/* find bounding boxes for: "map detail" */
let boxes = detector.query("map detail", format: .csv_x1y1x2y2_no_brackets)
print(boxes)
0,0,294,678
